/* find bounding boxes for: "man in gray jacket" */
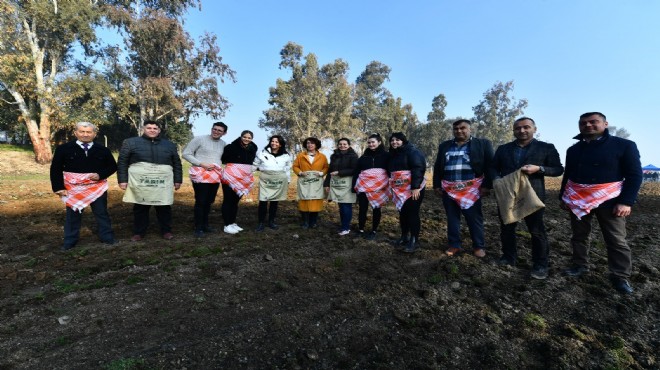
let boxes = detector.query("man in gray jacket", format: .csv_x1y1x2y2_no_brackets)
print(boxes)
117,120,183,241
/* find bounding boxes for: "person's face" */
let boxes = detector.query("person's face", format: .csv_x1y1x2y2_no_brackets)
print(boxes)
337,140,350,151
366,138,381,150
74,126,96,143
306,140,317,152
390,137,403,149
579,114,608,137
240,133,253,146
453,122,471,142
513,119,537,143
143,124,161,139
211,125,226,140
269,138,281,152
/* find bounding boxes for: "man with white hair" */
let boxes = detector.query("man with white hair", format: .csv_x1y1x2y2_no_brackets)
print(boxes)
50,121,118,250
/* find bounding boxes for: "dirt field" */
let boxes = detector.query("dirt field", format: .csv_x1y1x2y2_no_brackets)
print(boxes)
0,149,658,369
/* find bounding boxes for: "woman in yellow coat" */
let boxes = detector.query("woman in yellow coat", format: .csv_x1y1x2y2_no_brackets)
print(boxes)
292,137,329,228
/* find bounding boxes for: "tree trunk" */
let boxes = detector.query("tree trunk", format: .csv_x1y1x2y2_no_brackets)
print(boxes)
24,116,53,164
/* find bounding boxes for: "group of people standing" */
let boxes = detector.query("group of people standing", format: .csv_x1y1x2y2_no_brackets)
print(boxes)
50,111,643,294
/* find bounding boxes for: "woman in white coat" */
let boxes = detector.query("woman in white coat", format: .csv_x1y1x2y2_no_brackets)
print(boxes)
252,135,292,231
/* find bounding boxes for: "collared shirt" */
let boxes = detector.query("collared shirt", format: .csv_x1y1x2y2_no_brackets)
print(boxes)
76,140,94,150
443,138,476,181
513,142,530,167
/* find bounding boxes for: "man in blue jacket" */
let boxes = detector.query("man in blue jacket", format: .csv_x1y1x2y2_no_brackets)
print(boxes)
492,117,564,279
560,112,642,294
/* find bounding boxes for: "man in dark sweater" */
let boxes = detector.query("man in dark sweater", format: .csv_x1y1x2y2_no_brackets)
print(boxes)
560,112,642,294
50,122,117,250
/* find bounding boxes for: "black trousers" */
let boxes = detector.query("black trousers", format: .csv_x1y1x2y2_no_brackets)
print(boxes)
357,192,381,232
258,201,279,223
399,189,425,239
133,204,172,236
500,208,548,268
192,182,220,230
221,184,242,225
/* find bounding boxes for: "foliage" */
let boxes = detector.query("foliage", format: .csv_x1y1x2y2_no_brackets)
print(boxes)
608,125,630,139
259,42,354,152
472,81,528,148
0,0,234,161
409,94,456,164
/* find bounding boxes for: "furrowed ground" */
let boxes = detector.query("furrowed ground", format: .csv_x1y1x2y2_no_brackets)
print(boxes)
0,148,658,369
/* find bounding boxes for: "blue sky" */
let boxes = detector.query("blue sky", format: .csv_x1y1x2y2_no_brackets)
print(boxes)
184,0,660,164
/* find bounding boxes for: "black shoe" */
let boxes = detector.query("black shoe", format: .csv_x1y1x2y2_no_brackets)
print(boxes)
256,223,265,232
202,226,216,233
565,265,589,277
611,276,634,294
301,222,309,230
530,266,548,280
268,222,279,230
365,231,377,240
403,238,419,253
194,230,205,238
497,256,515,266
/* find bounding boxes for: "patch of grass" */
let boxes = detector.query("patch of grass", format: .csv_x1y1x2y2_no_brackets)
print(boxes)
54,336,72,346
427,274,444,284
24,257,39,268
125,276,144,285
445,263,459,276
104,357,145,370
605,336,634,369
121,259,135,267
333,256,345,269
0,144,33,152
523,312,548,330
186,246,213,257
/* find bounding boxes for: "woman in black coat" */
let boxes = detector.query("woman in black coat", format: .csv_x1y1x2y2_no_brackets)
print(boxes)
353,133,389,240
387,132,426,253
324,138,358,235
220,130,258,234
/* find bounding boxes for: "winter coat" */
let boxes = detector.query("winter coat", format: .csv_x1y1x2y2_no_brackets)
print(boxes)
323,148,358,187
221,137,258,165
117,135,182,184
252,148,293,182
387,143,426,189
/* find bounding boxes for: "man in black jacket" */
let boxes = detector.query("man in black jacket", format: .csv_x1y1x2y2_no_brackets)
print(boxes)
560,112,642,294
117,120,183,241
50,122,117,250
492,117,564,279
433,119,494,258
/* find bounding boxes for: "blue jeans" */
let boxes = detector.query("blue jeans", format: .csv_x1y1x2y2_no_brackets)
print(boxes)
338,203,353,231
442,193,484,250
63,192,114,247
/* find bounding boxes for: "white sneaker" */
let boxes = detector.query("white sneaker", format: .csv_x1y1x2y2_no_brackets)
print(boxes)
338,230,350,236
223,225,238,234
230,223,243,231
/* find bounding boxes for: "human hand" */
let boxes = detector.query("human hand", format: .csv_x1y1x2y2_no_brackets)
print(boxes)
411,188,421,200
89,173,100,181
521,165,540,175
55,190,67,197
174,183,182,191
324,187,330,193
119,183,128,190
612,204,631,217
200,162,215,170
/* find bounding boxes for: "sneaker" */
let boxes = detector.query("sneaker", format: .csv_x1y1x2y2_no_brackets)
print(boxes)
224,225,238,234
365,231,377,240
473,249,486,258
194,230,205,238
497,257,515,266
268,222,279,230
130,235,143,242
338,230,350,236
162,232,174,240
564,265,589,277
610,276,634,294
255,223,265,232
530,267,548,280
403,238,419,253
230,223,243,231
